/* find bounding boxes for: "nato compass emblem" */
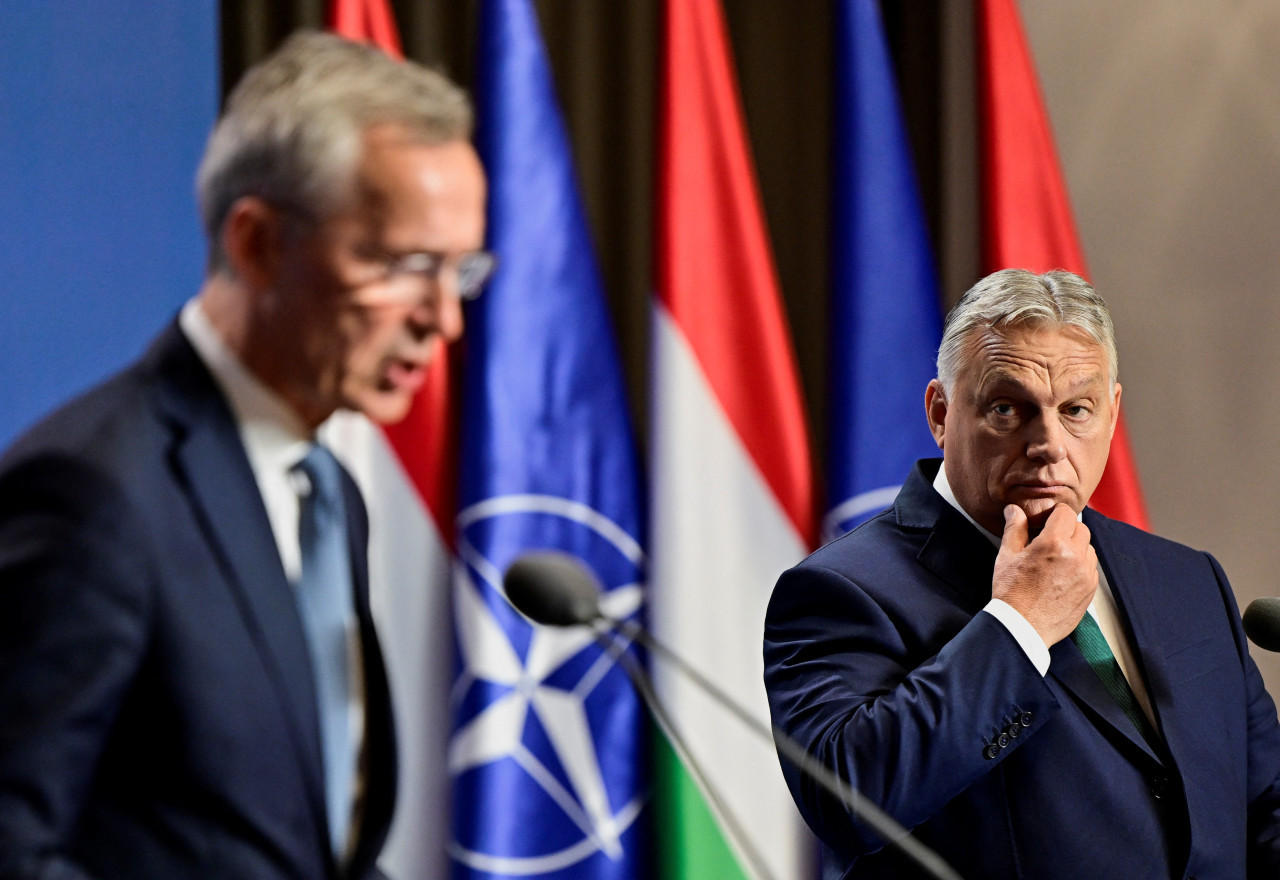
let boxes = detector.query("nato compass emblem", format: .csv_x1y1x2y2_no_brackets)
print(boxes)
448,494,647,877
823,485,902,541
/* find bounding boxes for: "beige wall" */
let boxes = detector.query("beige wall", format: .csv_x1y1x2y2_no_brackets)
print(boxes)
1024,1,1280,689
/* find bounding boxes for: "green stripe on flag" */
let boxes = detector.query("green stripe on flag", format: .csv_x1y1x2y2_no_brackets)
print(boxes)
653,733,752,880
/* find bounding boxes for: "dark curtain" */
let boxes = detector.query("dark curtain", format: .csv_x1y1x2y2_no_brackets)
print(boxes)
218,0,977,475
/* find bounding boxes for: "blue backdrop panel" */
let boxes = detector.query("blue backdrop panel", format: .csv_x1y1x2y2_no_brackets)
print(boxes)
0,1,218,448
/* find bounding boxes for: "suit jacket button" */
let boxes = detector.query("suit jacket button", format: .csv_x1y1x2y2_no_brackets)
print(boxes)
1006,723,1021,739
984,742,1000,760
1020,711,1034,727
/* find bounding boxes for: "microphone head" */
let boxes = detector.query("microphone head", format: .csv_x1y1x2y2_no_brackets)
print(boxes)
503,551,603,627
1243,597,1280,652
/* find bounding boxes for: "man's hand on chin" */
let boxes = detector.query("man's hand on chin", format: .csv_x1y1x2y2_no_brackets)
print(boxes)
993,502,1098,648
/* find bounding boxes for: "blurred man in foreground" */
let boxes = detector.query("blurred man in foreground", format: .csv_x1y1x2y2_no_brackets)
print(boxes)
766,269,1280,879
0,31,489,879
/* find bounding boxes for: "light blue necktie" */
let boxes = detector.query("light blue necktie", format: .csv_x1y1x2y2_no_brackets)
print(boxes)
293,444,358,859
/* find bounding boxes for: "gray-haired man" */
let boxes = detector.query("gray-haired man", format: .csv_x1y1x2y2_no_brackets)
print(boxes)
0,32,490,879
766,269,1280,879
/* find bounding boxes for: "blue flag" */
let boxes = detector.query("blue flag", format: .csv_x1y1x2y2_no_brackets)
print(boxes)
827,0,945,540
449,1,648,878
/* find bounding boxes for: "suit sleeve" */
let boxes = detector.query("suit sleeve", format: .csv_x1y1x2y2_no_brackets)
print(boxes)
0,453,153,880
763,561,1061,859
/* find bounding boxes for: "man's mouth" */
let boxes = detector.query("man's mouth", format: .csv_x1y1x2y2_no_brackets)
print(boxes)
1010,481,1069,496
384,358,427,392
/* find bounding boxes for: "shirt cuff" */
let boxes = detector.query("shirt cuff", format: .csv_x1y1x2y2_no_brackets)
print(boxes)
983,599,1051,676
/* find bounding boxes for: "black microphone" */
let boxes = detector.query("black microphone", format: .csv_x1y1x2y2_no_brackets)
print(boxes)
506,550,779,880
504,552,603,627
502,551,964,880
1243,597,1280,652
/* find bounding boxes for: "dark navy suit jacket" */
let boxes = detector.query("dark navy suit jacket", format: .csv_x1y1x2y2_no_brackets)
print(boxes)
765,459,1280,879
0,322,396,879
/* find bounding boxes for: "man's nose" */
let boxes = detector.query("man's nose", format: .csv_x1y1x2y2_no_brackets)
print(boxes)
1025,412,1066,462
437,288,465,343
404,281,466,343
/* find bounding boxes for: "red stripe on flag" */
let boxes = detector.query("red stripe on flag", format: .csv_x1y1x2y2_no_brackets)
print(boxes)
329,0,457,539
329,0,404,59
379,339,460,545
977,0,1149,530
656,0,815,544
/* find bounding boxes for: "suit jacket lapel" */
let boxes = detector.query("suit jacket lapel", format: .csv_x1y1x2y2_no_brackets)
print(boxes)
897,460,1000,613
144,324,329,828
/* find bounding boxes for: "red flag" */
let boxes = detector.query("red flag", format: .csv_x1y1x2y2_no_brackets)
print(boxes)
329,0,403,59
977,0,1149,529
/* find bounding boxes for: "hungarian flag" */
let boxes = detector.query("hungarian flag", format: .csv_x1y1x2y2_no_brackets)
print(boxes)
826,0,944,541
323,2,460,878
651,0,816,878
977,0,1149,528
449,1,648,878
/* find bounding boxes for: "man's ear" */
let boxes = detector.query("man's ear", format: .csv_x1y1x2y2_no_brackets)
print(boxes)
925,379,948,450
1108,381,1122,438
219,196,284,290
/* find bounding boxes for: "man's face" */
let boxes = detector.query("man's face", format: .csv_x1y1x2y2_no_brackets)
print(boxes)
924,323,1121,536
268,126,487,427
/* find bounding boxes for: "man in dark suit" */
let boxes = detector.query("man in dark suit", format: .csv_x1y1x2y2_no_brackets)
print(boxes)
765,269,1280,879
0,32,490,879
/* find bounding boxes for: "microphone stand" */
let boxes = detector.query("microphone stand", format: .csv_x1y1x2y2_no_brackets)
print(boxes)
591,623,782,880
594,614,964,880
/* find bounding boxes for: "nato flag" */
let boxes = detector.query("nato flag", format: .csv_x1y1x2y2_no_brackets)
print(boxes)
449,2,648,879
827,0,945,540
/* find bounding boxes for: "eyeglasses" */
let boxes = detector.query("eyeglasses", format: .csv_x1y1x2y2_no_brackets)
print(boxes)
270,200,496,304
378,250,497,302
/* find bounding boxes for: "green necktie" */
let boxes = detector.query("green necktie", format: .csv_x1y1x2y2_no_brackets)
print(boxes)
1069,612,1159,744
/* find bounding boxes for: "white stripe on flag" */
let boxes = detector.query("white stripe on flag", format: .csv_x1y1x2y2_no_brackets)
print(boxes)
649,304,810,880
